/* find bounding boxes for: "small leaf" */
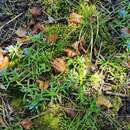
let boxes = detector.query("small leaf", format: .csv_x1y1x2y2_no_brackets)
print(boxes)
32,22,44,34
72,38,86,54
46,34,58,44
68,12,83,25
96,96,112,109
64,48,78,57
16,27,27,37
30,7,42,17
0,56,9,70
64,108,77,118
36,80,49,89
0,51,4,64
16,36,31,45
20,119,33,130
121,27,130,34
52,58,67,73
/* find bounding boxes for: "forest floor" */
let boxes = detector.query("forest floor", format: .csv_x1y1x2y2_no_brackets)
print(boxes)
0,0,130,130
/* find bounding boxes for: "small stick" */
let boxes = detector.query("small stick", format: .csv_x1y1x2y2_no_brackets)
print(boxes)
104,91,129,98
0,13,23,30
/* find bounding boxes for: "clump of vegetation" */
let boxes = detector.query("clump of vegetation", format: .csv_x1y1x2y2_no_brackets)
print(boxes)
1,0,130,129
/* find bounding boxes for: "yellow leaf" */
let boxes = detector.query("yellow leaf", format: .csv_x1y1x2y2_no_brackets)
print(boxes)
96,96,112,109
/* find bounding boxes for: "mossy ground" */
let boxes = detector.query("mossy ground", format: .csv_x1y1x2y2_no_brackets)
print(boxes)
0,0,130,130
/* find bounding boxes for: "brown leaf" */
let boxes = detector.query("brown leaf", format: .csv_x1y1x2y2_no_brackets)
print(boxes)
64,48,78,57
64,108,77,118
0,50,4,64
46,34,58,44
52,58,67,73
16,27,27,37
96,96,112,109
30,7,42,17
68,12,83,25
127,61,130,68
72,38,86,54
0,56,9,70
36,80,49,89
121,27,130,34
20,119,33,130
32,23,44,34
0,116,6,127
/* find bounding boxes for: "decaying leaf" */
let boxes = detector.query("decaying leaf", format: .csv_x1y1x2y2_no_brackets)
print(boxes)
16,36,31,45
30,7,42,17
52,58,67,73
46,34,58,44
96,95,112,109
36,80,49,89
0,56,9,70
64,108,77,118
64,48,78,57
72,38,86,54
121,27,130,34
68,12,83,25
32,23,44,34
20,119,33,130
16,27,27,37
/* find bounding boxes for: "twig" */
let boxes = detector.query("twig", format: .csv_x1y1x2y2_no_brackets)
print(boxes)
0,13,23,31
104,91,129,98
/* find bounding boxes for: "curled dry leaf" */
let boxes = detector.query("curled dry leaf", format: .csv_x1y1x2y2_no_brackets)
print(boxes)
64,48,78,58
68,12,83,25
16,27,27,37
30,7,42,17
52,58,67,73
72,38,86,54
96,96,112,109
20,119,33,130
46,34,58,44
32,23,44,34
36,80,49,89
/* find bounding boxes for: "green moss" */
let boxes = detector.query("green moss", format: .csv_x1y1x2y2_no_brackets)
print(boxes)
11,98,23,111
34,104,61,130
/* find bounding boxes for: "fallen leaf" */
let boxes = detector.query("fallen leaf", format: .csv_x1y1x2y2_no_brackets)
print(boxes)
127,61,130,68
0,116,6,127
32,23,44,34
89,15,96,23
0,50,4,64
20,119,33,130
96,96,112,109
16,36,30,45
36,80,49,89
16,27,27,37
64,48,78,57
46,34,58,44
72,38,86,54
121,27,130,34
0,56,9,70
30,7,42,17
68,12,83,25
52,58,67,73
64,108,77,118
